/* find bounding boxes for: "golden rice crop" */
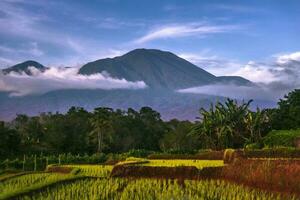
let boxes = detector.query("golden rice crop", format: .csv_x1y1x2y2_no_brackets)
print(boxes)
63,165,113,177
20,178,295,200
0,173,71,196
141,159,224,169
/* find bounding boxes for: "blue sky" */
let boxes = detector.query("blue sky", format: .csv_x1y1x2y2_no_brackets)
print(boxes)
0,0,299,80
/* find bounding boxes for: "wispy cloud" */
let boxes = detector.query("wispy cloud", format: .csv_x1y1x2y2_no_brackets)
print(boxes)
208,4,264,13
178,51,242,76
0,67,147,96
134,23,239,44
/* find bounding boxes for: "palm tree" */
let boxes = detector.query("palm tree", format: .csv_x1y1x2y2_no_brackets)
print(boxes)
90,108,113,153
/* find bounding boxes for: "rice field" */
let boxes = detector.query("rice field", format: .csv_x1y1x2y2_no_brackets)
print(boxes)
18,178,294,200
0,173,73,198
63,165,113,177
116,157,224,169
141,159,224,169
0,160,297,200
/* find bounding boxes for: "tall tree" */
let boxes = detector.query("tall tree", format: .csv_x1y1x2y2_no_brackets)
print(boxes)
90,107,114,153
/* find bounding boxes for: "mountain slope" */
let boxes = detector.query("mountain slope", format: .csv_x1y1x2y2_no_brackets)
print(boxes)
2,60,47,75
79,49,220,89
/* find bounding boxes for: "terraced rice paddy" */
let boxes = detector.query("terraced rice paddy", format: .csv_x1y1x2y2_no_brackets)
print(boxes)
141,159,224,169
18,178,293,200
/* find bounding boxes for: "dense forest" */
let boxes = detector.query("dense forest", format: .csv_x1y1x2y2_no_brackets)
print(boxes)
1,89,300,159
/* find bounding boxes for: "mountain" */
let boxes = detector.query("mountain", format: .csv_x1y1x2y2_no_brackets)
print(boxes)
0,49,269,121
2,60,47,75
79,49,251,89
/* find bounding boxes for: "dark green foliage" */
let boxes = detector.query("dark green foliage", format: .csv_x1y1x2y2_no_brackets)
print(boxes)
263,129,300,147
0,106,169,161
0,121,20,158
268,89,300,130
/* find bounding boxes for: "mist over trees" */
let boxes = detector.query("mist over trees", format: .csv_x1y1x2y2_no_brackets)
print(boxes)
1,89,300,159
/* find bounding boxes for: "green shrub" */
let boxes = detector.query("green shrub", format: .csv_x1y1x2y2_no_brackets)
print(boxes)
263,129,300,147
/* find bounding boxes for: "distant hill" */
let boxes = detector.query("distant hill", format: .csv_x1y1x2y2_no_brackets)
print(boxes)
2,60,47,75
79,49,251,89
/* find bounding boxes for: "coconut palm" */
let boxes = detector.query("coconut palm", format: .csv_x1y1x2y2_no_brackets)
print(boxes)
90,107,113,153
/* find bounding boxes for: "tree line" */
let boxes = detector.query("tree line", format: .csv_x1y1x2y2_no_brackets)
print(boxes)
1,89,300,159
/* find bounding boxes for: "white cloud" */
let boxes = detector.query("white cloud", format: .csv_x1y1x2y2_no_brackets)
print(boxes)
178,52,218,65
276,52,300,64
134,23,238,44
178,51,300,101
178,84,276,100
0,67,147,96
230,61,278,84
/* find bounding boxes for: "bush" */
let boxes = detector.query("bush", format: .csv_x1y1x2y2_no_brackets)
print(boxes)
263,129,300,147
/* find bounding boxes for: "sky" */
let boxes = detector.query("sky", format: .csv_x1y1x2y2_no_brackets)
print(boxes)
0,0,300,98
